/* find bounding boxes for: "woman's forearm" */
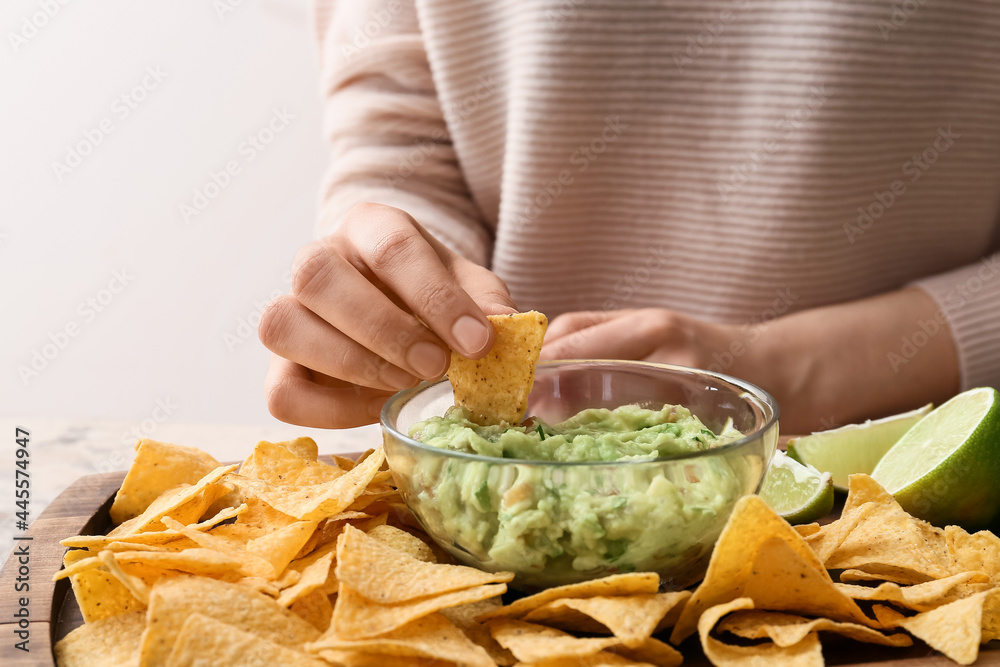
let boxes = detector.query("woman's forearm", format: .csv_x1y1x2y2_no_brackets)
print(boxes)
752,286,960,433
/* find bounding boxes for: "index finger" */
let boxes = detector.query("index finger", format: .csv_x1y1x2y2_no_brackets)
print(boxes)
342,205,497,359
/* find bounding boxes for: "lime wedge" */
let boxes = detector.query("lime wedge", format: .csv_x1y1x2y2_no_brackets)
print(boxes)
787,404,933,490
872,387,1000,530
759,451,834,524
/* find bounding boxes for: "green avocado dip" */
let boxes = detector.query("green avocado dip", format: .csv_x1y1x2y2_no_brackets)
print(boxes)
404,404,752,587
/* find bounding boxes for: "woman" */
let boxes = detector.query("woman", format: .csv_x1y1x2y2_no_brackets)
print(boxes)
259,0,1000,434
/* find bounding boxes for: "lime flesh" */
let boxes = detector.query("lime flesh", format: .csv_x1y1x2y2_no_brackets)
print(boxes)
871,387,1000,530
759,451,834,524
787,404,932,490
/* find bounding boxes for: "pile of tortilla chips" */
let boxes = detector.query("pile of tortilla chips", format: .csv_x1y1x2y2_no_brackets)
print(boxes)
54,434,999,667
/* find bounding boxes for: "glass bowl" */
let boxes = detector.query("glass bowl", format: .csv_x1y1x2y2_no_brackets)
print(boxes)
381,360,779,591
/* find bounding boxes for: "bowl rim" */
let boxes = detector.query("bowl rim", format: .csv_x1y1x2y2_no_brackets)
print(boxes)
380,359,779,467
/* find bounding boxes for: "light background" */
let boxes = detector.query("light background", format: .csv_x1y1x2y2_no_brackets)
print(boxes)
2,0,335,429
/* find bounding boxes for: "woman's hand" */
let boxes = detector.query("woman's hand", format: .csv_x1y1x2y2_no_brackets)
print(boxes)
260,203,516,428
540,288,960,434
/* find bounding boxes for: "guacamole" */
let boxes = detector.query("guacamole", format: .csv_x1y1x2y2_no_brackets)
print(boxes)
405,404,752,587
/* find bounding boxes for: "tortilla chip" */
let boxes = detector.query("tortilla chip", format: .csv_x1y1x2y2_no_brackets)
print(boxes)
98,550,151,605
278,436,320,461
165,613,326,667
62,549,144,622
698,598,824,667
290,590,334,632
793,523,821,537
278,543,337,607
365,524,436,562
109,439,221,525
227,447,386,521
335,524,512,604
331,582,507,638
160,517,273,579
894,590,1000,665
441,599,516,666
247,518,320,577
716,609,911,647
946,525,1000,581
610,638,683,667
523,591,691,645
478,572,661,622
838,569,928,586
240,440,343,487
671,495,827,643
54,610,145,667
510,654,657,667
823,475,952,581
835,571,991,612
110,464,237,536
309,612,495,667
138,575,320,666
489,618,625,662
110,548,243,576
448,311,547,425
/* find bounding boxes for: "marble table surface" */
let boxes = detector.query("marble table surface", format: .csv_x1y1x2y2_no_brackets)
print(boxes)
0,416,381,560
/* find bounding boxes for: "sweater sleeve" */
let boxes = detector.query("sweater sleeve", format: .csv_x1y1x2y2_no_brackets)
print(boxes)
911,249,1000,390
311,0,492,265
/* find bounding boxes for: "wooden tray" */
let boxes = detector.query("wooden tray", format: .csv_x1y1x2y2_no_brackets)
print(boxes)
1,469,997,666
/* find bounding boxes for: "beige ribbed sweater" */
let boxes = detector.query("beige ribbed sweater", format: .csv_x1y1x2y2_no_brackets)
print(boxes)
313,0,1000,391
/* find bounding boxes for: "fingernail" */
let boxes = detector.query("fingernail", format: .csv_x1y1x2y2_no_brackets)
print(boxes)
407,342,450,379
381,364,418,390
452,315,491,356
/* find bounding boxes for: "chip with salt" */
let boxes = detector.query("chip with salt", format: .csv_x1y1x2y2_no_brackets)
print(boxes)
309,611,495,667
477,572,661,622
716,609,911,647
891,589,1000,665
365,524,436,563
240,439,343,487
698,598,824,667
63,548,143,622
109,439,221,524
138,575,320,666
54,609,146,667
522,591,691,645
447,310,547,425
835,570,991,612
335,524,512,604
165,613,326,667
671,494,826,643
488,618,625,662
331,581,507,638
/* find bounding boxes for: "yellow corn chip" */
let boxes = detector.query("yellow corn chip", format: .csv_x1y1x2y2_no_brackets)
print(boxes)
310,612,495,667
478,572,661,622
139,575,320,666
838,568,928,586
448,310,548,425
277,436,320,461
671,495,827,643
894,590,1000,665
441,599,516,666
227,447,386,521
110,439,221,524
247,518,320,577
946,525,1000,581
698,598,824,667
278,543,337,607
365,524,436,563
290,590,334,632
165,613,326,667
54,610,145,667
160,516,273,579
488,618,623,662
240,440,343,487
523,591,691,645
331,582,507,638
823,475,952,581
835,570,991,612
110,464,237,536
111,548,245,575
62,549,143,622
335,524,512,603
716,609,911,647
610,638,683,667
